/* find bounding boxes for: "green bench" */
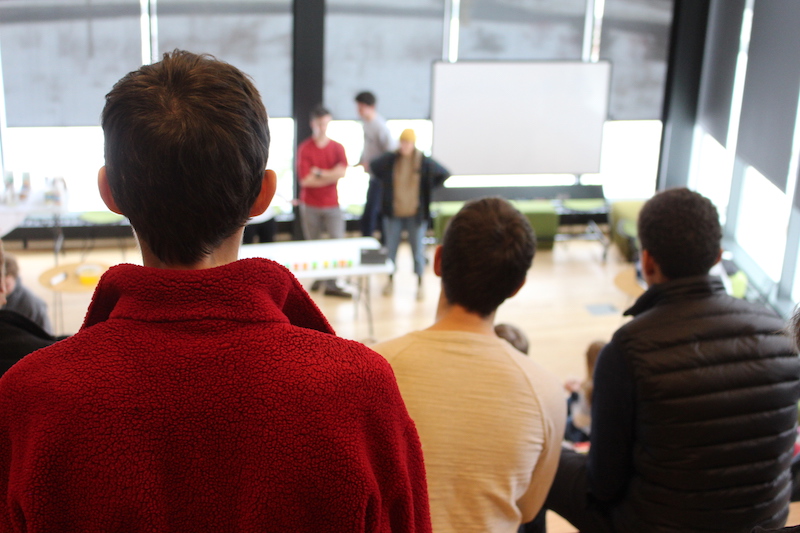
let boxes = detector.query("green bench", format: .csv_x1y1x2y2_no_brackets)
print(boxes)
432,200,559,250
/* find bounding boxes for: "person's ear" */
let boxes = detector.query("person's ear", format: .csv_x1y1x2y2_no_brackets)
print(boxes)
640,249,668,286
249,170,277,217
713,247,723,266
97,167,123,215
641,249,656,276
433,245,443,277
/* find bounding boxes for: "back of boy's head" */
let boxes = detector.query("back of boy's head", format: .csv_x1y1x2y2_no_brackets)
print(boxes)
441,197,536,317
101,49,270,266
637,187,721,279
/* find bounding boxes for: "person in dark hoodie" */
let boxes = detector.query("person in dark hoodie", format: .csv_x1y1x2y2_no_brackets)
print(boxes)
371,128,449,301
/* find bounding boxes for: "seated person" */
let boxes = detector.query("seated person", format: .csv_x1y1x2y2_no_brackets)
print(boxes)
374,197,566,533
0,240,55,374
3,252,53,334
0,50,430,531
495,322,530,355
563,340,603,443
530,188,800,533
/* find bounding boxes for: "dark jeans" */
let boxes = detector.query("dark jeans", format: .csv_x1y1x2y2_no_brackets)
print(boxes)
361,177,384,241
520,449,615,533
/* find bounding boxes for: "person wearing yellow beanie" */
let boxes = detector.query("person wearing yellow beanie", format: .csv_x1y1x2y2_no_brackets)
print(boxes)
369,129,450,301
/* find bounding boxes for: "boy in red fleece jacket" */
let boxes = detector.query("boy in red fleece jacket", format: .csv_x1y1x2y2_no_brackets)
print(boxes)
0,50,430,533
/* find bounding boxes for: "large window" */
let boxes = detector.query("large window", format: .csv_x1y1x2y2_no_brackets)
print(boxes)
599,0,673,120
158,0,292,118
691,132,734,224
324,0,445,120
0,0,142,127
457,0,585,61
0,0,671,222
735,166,791,283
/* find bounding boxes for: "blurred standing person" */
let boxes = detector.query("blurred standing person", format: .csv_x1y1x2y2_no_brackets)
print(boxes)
371,129,449,301
297,105,351,297
355,91,396,240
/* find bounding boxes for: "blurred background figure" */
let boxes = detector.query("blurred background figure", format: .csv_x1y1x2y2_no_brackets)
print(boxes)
355,91,395,241
563,340,604,443
495,322,530,355
3,251,53,335
371,128,449,301
0,241,56,374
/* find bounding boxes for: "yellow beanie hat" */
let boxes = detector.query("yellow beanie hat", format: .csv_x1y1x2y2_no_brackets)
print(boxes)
399,129,416,143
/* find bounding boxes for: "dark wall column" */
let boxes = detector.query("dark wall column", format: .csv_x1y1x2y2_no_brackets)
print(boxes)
656,0,710,190
292,0,325,239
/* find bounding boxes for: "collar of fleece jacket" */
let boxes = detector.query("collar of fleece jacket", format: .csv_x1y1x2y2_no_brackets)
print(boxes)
82,258,334,335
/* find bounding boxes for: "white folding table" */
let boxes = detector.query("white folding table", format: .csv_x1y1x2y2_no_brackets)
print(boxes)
240,237,393,340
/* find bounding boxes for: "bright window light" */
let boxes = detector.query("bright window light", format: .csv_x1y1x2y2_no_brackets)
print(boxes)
2,118,296,216
735,165,790,282
692,132,733,224
598,120,661,200
2,118,662,214
3,126,105,213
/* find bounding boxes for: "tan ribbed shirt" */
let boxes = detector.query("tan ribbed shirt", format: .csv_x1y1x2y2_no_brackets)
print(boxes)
373,331,566,533
392,150,422,217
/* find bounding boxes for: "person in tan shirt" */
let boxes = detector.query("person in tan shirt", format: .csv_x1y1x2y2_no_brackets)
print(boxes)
373,198,566,533
370,129,449,301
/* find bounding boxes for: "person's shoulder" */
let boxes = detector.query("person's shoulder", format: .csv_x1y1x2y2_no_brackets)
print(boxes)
328,138,346,150
0,331,74,395
371,332,421,362
371,151,395,166
509,347,562,395
372,113,388,126
293,330,397,378
297,137,315,152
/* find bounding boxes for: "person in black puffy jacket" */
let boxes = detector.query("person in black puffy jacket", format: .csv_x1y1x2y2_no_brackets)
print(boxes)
524,188,800,533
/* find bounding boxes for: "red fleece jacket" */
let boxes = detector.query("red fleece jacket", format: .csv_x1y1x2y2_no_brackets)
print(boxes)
0,259,430,532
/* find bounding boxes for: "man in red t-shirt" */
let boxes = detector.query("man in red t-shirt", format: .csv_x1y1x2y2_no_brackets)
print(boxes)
297,105,350,297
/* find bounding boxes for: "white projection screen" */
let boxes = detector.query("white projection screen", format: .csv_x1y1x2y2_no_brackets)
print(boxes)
431,61,611,176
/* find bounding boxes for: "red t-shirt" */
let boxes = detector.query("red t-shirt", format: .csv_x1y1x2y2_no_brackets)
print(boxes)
297,137,347,208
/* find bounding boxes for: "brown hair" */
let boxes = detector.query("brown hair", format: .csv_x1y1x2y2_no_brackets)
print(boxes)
101,50,270,265
638,188,722,279
441,197,536,317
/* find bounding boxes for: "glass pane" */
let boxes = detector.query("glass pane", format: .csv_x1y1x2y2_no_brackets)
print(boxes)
599,0,674,120
457,0,585,61
735,165,790,282
792,226,800,302
267,117,296,211
325,0,445,120
589,119,661,199
3,126,105,213
158,0,292,118
692,131,733,225
0,0,142,127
